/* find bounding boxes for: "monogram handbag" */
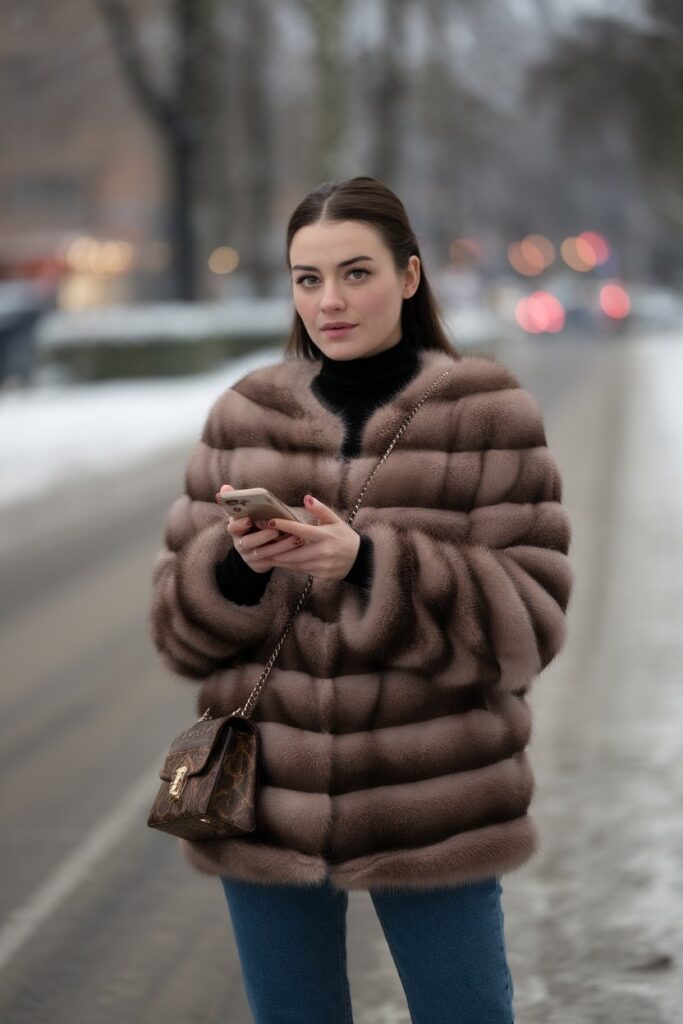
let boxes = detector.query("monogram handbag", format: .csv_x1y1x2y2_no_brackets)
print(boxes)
147,368,450,841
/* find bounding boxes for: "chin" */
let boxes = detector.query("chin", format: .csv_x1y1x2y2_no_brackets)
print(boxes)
315,336,364,358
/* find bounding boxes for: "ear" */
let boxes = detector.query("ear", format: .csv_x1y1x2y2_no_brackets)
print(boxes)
403,255,420,299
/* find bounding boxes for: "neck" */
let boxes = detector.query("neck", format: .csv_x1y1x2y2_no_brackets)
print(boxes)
316,335,417,391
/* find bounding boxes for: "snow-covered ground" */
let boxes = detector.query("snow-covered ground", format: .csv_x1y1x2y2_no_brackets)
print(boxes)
0,347,282,509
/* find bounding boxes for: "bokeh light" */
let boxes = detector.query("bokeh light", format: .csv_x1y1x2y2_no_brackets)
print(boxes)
208,246,240,275
64,236,135,275
515,290,565,333
509,242,541,276
561,236,595,272
600,282,631,319
449,237,483,265
579,231,610,265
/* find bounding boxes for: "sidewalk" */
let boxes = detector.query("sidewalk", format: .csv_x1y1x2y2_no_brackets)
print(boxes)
500,333,683,1023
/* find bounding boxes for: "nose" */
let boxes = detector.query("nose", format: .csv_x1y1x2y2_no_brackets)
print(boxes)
319,280,345,312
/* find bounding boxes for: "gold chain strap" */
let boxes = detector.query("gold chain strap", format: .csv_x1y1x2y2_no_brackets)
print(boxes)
199,367,451,723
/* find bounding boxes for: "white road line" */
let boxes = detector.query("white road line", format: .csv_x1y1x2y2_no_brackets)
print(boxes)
0,753,164,974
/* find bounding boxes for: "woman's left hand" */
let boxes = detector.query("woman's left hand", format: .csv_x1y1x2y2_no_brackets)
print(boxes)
262,494,361,581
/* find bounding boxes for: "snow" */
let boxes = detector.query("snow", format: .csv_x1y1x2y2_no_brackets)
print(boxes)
36,299,293,347
0,346,282,509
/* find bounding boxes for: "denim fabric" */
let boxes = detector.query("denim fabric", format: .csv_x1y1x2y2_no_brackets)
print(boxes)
220,873,515,1023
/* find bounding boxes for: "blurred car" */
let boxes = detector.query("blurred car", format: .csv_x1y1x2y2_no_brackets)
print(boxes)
627,284,683,330
0,279,57,387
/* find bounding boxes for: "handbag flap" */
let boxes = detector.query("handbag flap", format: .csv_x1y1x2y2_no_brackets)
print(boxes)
159,716,232,781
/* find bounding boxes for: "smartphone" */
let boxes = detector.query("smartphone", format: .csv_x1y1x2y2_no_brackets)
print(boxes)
216,487,304,529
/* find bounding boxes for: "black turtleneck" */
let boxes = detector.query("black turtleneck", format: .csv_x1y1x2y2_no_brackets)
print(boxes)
215,335,420,606
311,334,419,457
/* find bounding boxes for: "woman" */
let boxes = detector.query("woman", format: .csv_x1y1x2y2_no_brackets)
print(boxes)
150,175,573,1023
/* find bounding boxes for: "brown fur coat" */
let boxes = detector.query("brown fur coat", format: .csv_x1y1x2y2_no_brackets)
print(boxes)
149,346,573,890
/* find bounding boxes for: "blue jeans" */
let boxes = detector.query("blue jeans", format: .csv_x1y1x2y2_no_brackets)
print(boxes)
220,873,515,1023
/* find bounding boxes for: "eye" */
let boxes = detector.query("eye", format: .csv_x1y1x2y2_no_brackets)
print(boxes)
293,267,371,287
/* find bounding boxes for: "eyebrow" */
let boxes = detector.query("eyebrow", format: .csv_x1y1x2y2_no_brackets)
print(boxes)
291,255,375,272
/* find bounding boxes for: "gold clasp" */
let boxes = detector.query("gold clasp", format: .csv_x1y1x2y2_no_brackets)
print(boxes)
169,765,189,800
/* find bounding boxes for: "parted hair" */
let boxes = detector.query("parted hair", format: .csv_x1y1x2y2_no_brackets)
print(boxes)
283,175,460,361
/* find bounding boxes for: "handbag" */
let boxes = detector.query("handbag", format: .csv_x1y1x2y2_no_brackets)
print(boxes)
147,366,451,841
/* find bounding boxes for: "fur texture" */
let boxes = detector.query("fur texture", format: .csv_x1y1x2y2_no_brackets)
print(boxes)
149,347,573,891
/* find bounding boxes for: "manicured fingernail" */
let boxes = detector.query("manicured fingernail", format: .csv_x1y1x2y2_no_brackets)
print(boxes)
268,519,276,528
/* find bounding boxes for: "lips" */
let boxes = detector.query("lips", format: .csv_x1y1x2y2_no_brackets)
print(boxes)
321,323,357,338
322,322,356,329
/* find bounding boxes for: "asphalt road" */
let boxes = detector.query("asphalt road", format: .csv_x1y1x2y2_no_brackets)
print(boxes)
1,332,680,1023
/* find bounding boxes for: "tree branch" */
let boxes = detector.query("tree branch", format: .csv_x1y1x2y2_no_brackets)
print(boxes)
95,0,175,132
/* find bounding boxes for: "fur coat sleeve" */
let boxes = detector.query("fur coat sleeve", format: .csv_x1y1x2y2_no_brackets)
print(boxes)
336,374,573,693
148,396,301,681
149,506,273,680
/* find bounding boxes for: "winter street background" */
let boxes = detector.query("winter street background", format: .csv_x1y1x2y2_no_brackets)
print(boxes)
1,328,682,1023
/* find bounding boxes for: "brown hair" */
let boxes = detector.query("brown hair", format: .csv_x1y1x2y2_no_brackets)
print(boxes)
283,176,460,361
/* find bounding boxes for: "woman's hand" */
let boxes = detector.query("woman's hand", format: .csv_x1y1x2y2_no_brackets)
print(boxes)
263,493,361,582
215,484,305,573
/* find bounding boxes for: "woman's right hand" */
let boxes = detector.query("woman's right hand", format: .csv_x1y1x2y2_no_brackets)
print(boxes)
215,484,305,573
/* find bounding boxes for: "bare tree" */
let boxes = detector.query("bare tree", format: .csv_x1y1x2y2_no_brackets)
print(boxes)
296,0,348,184
365,0,410,187
528,5,683,236
238,0,276,295
416,0,507,254
97,0,221,300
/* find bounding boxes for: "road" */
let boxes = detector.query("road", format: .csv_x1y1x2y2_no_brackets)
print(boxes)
0,332,681,1023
